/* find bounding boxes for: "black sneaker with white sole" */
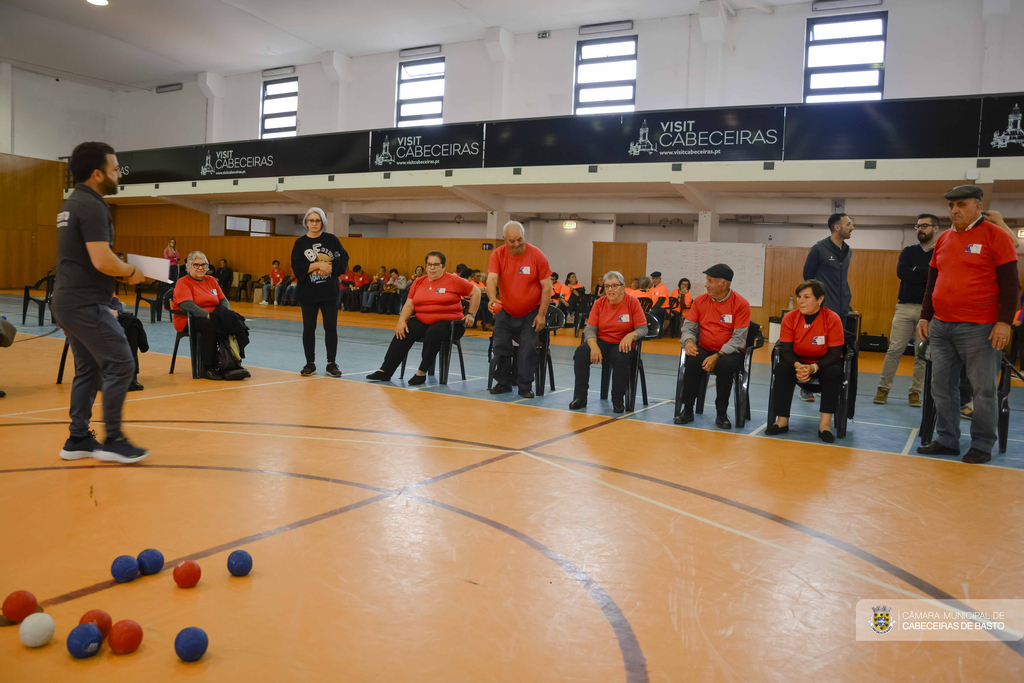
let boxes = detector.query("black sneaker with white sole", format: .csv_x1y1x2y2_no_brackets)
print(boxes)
59,431,102,460
97,437,150,464
301,363,316,376
325,363,341,377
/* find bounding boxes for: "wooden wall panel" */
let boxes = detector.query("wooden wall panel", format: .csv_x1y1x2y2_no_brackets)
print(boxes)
115,204,208,237
591,242,647,291
0,153,65,288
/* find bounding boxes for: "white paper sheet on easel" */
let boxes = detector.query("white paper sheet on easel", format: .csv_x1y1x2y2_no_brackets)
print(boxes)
127,254,172,283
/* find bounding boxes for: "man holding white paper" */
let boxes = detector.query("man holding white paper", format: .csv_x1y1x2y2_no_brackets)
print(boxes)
51,141,150,464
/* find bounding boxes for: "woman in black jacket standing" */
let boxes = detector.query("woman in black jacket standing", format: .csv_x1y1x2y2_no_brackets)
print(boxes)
291,207,348,377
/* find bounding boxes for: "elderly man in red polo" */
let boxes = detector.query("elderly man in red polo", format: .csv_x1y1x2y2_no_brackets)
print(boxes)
916,185,1020,464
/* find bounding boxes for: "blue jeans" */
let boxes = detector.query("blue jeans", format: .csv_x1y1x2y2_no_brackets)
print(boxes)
263,283,284,304
929,319,1001,453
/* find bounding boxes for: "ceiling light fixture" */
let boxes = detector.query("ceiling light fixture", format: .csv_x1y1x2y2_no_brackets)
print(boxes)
155,83,183,93
399,45,442,58
579,20,633,35
87,0,109,6
261,66,295,78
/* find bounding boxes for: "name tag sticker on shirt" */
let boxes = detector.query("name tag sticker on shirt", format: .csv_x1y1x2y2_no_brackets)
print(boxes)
965,244,982,254
519,266,531,274
618,314,630,322
436,288,445,294
211,289,217,295
720,314,733,323
812,336,826,345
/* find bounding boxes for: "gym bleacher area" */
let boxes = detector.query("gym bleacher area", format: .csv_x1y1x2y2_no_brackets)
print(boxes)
6,291,1023,469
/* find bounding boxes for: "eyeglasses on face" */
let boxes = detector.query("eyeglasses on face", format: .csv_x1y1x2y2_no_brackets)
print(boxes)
605,283,624,289
425,262,444,268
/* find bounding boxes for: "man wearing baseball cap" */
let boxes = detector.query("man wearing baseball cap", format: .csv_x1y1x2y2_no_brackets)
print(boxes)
675,263,751,429
916,185,1019,464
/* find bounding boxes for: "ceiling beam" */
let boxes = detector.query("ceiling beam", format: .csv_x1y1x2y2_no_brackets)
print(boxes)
671,182,716,212
443,185,505,212
280,190,334,206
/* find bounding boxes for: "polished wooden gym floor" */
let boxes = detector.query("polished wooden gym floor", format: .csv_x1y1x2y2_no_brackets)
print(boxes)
2,330,1023,681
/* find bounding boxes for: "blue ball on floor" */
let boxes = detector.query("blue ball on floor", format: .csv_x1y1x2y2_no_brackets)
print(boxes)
67,622,103,659
137,548,164,575
175,627,208,662
111,555,139,583
227,550,252,577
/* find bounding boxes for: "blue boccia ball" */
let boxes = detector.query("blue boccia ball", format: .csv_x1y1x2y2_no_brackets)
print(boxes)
137,548,165,576
175,627,208,662
67,622,103,659
111,555,139,583
227,550,252,577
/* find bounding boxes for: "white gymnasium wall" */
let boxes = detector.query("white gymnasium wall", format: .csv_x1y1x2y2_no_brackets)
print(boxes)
528,220,616,291
115,83,207,150
386,222,488,239
10,68,114,160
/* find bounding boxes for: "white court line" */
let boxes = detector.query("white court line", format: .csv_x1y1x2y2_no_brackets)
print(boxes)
623,399,673,417
0,376,318,418
518,449,1024,638
415,376,485,390
901,428,920,455
748,422,768,437
6,415,507,453
512,387,573,404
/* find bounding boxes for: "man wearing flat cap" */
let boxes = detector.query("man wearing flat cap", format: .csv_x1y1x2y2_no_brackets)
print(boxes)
916,185,1020,464
675,263,751,429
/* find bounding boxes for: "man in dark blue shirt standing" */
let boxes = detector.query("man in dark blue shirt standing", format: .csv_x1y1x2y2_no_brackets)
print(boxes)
801,212,854,402
873,214,938,407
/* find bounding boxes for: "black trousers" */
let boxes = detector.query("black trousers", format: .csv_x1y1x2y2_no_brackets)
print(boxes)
380,318,464,376
680,345,743,413
574,339,634,401
773,362,843,418
300,299,338,364
491,307,541,391
188,316,218,369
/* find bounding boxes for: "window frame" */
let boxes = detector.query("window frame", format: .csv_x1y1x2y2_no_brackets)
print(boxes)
803,11,887,103
224,215,277,237
573,35,638,116
395,56,446,127
260,76,298,139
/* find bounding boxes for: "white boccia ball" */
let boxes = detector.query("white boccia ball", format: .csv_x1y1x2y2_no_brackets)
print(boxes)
19,612,56,647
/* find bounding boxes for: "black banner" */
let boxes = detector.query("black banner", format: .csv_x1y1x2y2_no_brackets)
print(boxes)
784,99,982,160
370,123,483,172
484,106,784,168
117,131,370,185
980,95,1024,158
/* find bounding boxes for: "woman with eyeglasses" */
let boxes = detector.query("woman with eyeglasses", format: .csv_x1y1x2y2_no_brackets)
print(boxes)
291,207,348,377
366,251,480,385
172,250,235,380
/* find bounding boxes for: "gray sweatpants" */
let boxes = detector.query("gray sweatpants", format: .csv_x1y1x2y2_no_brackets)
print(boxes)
53,304,134,439
877,303,926,394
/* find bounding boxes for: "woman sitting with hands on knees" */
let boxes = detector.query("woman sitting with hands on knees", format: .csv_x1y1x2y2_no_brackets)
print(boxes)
766,279,846,443
366,251,480,385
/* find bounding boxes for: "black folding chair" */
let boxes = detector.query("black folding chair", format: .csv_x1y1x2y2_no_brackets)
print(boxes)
919,328,1022,454
134,282,163,323
674,322,763,429
487,305,565,396
765,323,854,438
574,294,597,338
166,298,202,379
398,318,467,385
22,274,55,326
598,312,660,412
235,274,253,302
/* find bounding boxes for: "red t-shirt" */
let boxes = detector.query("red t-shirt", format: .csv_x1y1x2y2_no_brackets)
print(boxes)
649,283,670,308
780,307,844,363
172,275,225,332
350,271,369,287
488,244,552,317
930,218,1018,324
409,272,474,324
685,291,751,352
270,268,284,286
587,294,647,345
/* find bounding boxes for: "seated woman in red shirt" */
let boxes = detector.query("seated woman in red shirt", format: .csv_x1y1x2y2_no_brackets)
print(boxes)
172,250,236,380
366,251,481,385
569,270,648,413
557,272,585,316
766,279,846,443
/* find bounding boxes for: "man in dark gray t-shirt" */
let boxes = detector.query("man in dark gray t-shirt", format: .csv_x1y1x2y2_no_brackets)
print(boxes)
52,141,150,464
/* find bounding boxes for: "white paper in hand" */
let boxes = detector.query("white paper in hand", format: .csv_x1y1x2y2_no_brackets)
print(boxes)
127,254,172,283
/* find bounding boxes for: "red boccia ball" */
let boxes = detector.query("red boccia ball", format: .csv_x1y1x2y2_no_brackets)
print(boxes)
108,619,143,654
173,560,201,588
2,590,37,623
79,609,113,639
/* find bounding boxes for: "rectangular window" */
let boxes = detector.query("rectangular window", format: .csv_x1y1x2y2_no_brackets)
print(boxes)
804,12,886,103
396,57,445,127
225,216,276,237
261,77,298,139
574,35,637,115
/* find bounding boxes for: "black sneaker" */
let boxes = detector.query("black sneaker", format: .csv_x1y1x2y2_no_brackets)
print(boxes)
60,431,102,461
674,407,694,425
715,414,732,430
97,437,150,464
325,363,341,377
128,380,144,392
301,363,316,376
568,397,587,410
489,384,513,395
962,448,991,464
